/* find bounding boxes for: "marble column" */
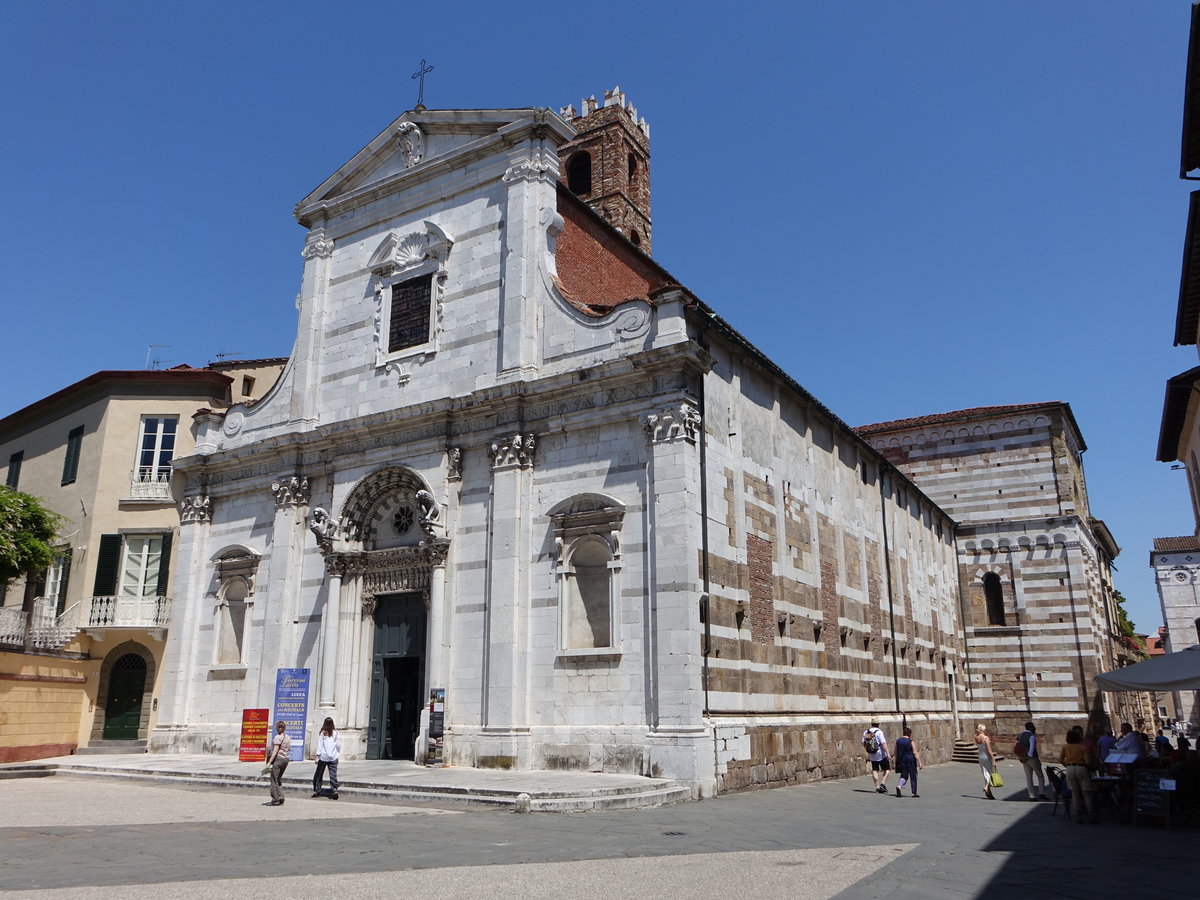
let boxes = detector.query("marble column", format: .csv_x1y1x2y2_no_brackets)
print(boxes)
318,558,344,710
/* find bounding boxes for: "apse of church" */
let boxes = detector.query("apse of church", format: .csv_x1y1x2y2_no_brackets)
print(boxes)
151,90,966,796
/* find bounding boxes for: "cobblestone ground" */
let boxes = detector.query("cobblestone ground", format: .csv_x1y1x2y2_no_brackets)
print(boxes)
0,760,1192,898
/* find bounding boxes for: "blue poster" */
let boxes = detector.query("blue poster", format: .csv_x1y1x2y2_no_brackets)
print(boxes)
273,668,310,761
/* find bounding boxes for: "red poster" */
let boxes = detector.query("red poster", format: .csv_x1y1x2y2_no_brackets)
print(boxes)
238,708,270,761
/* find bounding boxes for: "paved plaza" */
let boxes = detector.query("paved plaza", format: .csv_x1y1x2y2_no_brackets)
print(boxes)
0,757,1191,898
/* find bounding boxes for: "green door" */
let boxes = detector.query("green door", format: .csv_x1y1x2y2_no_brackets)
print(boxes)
102,654,146,739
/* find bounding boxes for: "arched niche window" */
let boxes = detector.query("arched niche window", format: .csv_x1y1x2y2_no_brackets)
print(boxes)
216,576,249,665
567,152,592,195
564,537,614,649
212,547,260,669
549,493,624,656
983,572,1006,626
627,152,638,182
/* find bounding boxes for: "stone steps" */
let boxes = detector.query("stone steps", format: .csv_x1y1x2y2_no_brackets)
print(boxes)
76,740,148,755
0,760,691,812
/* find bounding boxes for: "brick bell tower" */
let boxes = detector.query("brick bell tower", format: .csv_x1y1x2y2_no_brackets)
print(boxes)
558,86,652,254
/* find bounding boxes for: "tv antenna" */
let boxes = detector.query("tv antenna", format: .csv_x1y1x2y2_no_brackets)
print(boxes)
145,344,172,370
214,350,244,361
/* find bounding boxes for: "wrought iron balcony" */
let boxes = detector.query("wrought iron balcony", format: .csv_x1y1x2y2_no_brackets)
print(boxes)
127,467,173,501
85,595,172,629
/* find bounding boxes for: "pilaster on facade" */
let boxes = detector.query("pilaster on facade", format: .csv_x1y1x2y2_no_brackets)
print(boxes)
642,402,705,734
483,431,536,741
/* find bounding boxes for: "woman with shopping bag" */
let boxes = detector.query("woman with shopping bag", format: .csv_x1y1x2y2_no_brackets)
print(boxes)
976,723,999,799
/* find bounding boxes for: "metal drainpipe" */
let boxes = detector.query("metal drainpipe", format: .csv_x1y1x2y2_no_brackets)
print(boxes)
879,470,903,726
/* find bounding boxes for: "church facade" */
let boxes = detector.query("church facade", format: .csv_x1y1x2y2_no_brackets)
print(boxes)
151,91,965,794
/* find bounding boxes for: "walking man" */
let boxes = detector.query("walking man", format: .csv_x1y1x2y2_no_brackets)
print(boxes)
863,721,891,794
1016,721,1049,801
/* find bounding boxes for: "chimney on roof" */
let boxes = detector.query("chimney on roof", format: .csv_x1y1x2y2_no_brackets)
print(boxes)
558,86,652,254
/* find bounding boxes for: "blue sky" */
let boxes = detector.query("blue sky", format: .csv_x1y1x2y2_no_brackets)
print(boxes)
1,2,1194,633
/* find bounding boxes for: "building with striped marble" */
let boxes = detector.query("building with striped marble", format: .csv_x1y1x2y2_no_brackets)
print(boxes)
149,91,967,795
858,403,1125,740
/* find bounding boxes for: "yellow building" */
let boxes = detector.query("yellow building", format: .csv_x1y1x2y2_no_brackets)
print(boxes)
0,361,283,762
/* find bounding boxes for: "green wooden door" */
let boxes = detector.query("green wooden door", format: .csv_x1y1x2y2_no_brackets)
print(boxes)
102,654,146,739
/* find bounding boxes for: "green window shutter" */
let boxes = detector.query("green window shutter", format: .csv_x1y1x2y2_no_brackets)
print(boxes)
155,531,173,596
62,426,84,485
57,551,73,616
93,534,122,596
6,451,22,488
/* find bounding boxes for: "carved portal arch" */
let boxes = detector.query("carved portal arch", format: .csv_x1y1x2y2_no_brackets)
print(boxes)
340,466,440,548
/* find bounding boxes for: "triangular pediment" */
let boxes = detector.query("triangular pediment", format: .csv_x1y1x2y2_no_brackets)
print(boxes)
295,108,576,224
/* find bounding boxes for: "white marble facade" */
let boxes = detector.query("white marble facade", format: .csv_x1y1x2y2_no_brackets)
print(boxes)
151,105,964,794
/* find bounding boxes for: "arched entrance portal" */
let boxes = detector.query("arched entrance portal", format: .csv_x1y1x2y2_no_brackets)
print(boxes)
103,653,147,739
321,465,449,761
366,592,427,759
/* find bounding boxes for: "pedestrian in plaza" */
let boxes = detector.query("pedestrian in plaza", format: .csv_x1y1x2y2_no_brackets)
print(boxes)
1058,729,1098,824
862,721,891,794
976,723,998,799
1097,727,1116,764
1015,722,1050,801
893,726,922,797
1155,729,1173,758
312,716,342,800
266,720,291,806
1113,722,1143,759
1179,734,1192,752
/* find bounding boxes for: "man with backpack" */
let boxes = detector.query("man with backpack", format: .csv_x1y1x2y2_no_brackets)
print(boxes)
863,722,891,794
1015,721,1049,801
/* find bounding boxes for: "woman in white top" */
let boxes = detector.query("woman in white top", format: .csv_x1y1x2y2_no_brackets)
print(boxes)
312,717,342,799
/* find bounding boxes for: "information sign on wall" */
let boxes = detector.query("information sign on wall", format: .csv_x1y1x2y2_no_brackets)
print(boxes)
237,708,270,761
272,668,310,762
427,687,445,766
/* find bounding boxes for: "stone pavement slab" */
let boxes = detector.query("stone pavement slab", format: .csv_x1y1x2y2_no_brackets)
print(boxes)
0,758,1192,898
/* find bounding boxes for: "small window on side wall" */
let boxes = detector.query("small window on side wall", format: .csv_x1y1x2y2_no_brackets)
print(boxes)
983,572,1006,626
549,493,625,655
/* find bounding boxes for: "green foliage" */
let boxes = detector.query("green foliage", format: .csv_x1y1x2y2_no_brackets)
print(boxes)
1111,589,1148,659
0,486,61,585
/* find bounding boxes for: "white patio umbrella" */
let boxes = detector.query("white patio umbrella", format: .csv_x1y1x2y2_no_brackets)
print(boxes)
1095,645,1200,692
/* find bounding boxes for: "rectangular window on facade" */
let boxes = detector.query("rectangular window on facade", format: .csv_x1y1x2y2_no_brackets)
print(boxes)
240,375,255,397
136,416,178,484
387,273,434,353
61,426,84,485
6,451,22,488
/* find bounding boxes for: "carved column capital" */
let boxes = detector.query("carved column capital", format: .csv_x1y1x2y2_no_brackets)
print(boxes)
272,475,311,508
179,494,212,524
424,539,451,567
489,433,537,469
325,554,347,578
302,231,335,260
644,403,702,445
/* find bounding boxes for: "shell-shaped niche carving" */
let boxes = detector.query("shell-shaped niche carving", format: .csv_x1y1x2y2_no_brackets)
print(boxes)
368,221,453,278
